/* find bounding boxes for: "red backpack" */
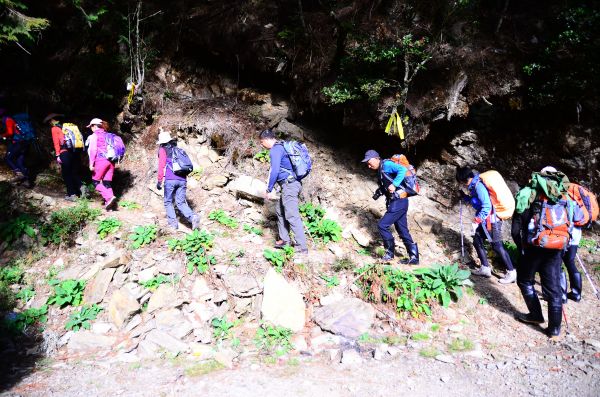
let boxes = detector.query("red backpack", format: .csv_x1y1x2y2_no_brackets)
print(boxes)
527,195,575,250
567,183,599,227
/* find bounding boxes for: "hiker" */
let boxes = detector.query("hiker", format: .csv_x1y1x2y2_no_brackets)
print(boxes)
45,113,84,201
512,167,584,337
363,150,418,264
259,129,308,254
456,167,515,283
86,118,117,209
156,129,200,230
0,109,33,187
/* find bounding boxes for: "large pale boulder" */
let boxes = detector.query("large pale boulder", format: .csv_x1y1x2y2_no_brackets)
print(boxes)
313,297,375,339
108,288,140,329
228,175,267,201
261,268,305,331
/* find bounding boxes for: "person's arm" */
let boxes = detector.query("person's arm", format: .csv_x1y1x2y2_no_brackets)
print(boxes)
88,134,98,168
157,147,167,183
474,182,492,223
1,118,15,139
511,210,523,253
51,126,63,157
266,145,284,193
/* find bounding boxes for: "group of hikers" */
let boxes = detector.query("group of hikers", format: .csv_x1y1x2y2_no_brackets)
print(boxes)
2,112,597,339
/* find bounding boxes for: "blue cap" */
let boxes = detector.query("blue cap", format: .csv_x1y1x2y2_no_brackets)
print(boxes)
361,150,380,162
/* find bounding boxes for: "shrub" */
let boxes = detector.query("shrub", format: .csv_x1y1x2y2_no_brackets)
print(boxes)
3,305,48,334
129,225,157,249
65,304,103,331
320,274,340,288
47,279,86,308
119,200,141,210
40,201,101,245
253,150,270,163
413,264,471,308
168,230,216,274
0,264,24,285
243,224,263,236
208,209,238,229
0,214,37,245
299,202,342,243
211,317,237,342
254,324,294,356
263,246,294,273
97,217,122,239
139,274,177,291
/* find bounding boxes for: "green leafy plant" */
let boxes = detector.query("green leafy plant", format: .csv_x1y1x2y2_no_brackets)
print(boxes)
97,217,122,239
299,202,342,243
411,332,430,341
263,246,294,273
320,274,340,288
253,150,270,163
3,305,48,334
168,230,216,274
211,317,237,341
0,264,24,285
119,200,141,210
208,209,238,229
47,279,86,308
15,287,35,302
332,257,354,272
40,200,101,246
0,214,36,245
0,1,49,46
65,304,103,331
419,346,441,358
243,224,263,236
413,264,471,308
448,337,474,352
129,225,157,249
254,324,294,356
580,238,597,253
138,274,177,291
503,241,520,264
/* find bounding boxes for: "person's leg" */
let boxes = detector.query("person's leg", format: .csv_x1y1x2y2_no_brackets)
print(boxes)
515,248,545,324
491,221,514,270
563,245,582,301
281,181,307,251
471,225,492,277
163,180,178,228
393,199,418,264
60,151,77,196
15,142,29,178
102,161,116,199
92,160,112,203
173,180,196,222
539,250,564,337
378,200,400,260
70,151,83,195
275,188,291,245
5,142,20,174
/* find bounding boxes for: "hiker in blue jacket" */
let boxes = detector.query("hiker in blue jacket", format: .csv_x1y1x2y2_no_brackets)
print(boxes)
456,167,515,283
260,129,308,254
363,150,418,265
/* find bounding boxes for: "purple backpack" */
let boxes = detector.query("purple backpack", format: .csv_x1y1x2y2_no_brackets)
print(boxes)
104,133,126,163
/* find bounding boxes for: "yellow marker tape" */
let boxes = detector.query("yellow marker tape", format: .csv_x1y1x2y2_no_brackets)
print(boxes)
127,83,136,105
385,111,405,140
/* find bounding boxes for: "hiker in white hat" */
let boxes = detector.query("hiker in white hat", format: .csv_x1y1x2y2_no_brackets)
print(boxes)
87,118,117,210
156,127,200,230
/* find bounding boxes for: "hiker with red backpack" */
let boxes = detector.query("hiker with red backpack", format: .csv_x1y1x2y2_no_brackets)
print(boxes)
156,128,200,231
0,108,33,187
87,118,121,210
44,113,85,201
364,150,419,265
456,167,516,283
512,167,584,337
260,129,309,255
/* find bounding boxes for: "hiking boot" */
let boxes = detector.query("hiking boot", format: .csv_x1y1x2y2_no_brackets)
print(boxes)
80,184,88,199
191,214,201,230
515,289,545,324
104,196,117,210
567,273,582,302
10,172,26,184
400,243,419,265
471,266,492,278
515,312,545,325
274,240,291,249
381,239,395,262
64,194,77,202
546,306,562,337
498,270,517,284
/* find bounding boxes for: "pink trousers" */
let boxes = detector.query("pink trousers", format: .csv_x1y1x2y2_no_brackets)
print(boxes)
92,159,115,203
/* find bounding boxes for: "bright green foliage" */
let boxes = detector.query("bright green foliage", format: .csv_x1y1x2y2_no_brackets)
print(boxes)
119,200,141,210
40,201,101,246
47,279,86,308
139,274,177,290
321,82,360,105
253,150,270,163
503,241,520,265
0,214,36,245
410,332,430,341
3,305,48,333
71,0,108,25
129,225,157,249
413,264,471,308
580,238,597,253
208,209,238,229
15,287,34,302
254,324,294,355
0,0,49,46
243,224,263,236
0,264,24,284
97,217,122,239
320,274,340,288
168,230,216,274
211,317,237,341
299,202,342,243
263,246,294,273
65,304,103,331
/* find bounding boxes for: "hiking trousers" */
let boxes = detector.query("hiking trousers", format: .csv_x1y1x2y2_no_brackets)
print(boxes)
473,221,514,271
378,197,414,245
517,247,563,316
92,159,115,203
59,151,82,196
164,179,195,228
275,180,307,250
6,141,29,177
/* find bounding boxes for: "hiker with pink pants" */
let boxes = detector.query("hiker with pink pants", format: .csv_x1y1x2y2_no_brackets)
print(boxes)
86,118,117,210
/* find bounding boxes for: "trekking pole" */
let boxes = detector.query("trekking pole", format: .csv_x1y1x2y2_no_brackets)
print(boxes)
576,253,600,300
459,200,465,258
562,305,570,334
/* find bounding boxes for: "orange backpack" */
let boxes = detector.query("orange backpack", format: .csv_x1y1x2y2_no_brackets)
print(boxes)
567,183,599,227
479,170,515,220
390,154,420,195
527,196,574,250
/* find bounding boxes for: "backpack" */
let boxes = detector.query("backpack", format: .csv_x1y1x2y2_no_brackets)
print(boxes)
515,171,570,214
479,170,515,220
281,141,312,181
390,154,420,196
104,133,126,163
61,123,84,150
527,196,575,250
167,146,194,176
566,183,599,227
12,113,35,141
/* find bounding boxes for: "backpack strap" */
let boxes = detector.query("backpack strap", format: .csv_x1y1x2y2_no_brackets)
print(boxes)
276,141,296,180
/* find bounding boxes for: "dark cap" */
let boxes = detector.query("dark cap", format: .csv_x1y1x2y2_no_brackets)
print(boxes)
361,149,380,162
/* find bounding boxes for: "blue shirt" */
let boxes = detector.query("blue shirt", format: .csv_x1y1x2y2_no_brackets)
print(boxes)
267,143,294,192
380,160,407,188
467,173,493,222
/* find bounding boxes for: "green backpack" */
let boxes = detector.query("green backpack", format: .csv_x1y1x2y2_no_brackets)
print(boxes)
515,171,570,214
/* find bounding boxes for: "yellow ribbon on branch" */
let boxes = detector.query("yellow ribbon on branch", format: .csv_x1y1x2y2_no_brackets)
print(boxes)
384,110,404,140
127,83,136,105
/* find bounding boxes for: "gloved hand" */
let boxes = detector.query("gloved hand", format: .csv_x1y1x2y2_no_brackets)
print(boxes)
471,222,479,234
156,181,162,190
459,190,469,201
56,156,62,164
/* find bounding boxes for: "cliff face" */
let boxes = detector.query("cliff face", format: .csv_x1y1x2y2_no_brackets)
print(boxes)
1,0,598,189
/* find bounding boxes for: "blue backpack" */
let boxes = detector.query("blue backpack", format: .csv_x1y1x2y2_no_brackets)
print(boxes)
167,146,194,176
281,141,312,181
12,113,36,142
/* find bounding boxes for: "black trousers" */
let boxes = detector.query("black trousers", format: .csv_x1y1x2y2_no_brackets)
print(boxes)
517,247,563,308
473,221,514,270
59,151,82,196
